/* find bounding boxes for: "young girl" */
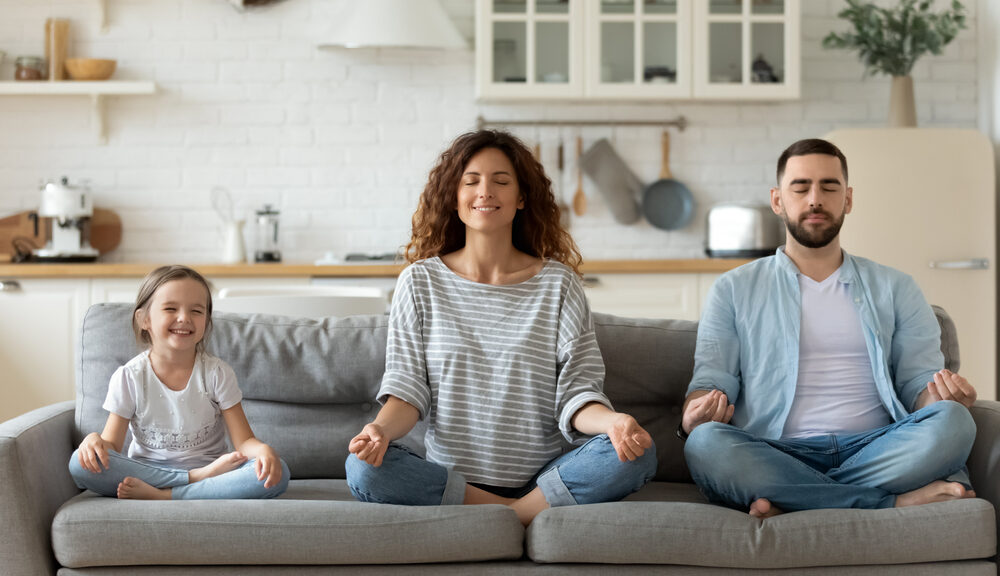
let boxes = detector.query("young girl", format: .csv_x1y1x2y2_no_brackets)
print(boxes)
69,265,289,500
346,130,657,525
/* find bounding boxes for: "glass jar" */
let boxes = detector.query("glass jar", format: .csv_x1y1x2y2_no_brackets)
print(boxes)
15,56,46,81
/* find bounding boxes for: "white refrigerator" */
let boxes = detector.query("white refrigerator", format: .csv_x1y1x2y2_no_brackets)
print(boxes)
828,128,996,401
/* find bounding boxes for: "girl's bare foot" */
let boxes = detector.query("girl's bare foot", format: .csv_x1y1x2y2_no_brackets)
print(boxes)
117,477,171,500
895,481,973,508
749,498,783,519
188,451,247,483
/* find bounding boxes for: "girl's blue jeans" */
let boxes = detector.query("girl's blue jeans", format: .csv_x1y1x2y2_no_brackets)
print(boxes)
684,400,976,511
345,434,658,507
68,449,290,500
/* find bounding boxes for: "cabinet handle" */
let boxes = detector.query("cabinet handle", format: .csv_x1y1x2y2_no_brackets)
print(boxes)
928,258,989,270
0,280,22,292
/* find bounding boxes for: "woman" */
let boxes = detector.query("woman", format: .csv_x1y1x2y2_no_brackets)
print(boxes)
345,130,656,525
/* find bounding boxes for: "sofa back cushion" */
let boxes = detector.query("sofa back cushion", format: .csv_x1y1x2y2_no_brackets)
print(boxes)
76,303,958,483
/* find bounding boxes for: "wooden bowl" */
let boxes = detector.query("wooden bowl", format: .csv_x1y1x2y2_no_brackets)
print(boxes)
64,58,117,81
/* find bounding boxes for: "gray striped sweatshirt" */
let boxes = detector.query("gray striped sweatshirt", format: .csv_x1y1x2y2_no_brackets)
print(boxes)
378,256,612,487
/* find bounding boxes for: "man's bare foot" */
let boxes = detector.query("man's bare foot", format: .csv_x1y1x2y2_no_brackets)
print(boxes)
895,481,974,508
188,451,247,483
117,477,171,500
749,498,783,519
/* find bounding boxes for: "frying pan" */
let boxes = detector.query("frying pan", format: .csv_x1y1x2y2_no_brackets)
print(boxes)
642,131,694,230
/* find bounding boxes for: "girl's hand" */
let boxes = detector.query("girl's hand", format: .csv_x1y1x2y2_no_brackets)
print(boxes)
606,413,653,462
254,445,283,489
78,432,115,474
349,423,390,467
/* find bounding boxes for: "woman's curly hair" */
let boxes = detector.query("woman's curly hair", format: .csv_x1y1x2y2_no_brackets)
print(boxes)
404,130,582,275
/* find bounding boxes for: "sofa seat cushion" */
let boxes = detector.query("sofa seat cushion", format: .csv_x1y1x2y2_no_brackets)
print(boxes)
528,482,996,568
52,480,524,568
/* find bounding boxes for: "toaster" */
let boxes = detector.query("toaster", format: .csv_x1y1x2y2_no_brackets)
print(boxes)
705,203,785,258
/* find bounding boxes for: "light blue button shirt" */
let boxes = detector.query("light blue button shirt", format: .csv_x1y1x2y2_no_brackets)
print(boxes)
688,248,943,440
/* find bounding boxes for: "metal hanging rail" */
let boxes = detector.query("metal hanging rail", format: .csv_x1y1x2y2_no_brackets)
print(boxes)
476,115,688,132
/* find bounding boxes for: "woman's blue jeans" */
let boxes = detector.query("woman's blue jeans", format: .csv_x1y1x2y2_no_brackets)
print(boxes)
684,400,976,511
345,434,657,507
68,449,290,500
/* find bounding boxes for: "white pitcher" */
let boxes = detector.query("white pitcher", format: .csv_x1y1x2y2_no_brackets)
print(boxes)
221,220,246,264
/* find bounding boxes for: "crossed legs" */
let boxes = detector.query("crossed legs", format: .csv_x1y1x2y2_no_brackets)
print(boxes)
684,401,976,516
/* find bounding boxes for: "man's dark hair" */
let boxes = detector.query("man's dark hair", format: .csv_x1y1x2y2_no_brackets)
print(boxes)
776,139,848,186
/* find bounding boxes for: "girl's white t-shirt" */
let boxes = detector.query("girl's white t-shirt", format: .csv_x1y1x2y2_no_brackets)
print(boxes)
103,350,243,469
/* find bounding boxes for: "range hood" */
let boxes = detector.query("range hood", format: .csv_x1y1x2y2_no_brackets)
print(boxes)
318,0,468,50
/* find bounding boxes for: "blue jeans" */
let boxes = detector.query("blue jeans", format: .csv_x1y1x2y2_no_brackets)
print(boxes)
684,400,976,511
345,434,657,507
68,449,290,500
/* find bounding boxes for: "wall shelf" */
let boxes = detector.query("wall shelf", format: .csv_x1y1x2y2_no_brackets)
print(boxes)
0,81,157,143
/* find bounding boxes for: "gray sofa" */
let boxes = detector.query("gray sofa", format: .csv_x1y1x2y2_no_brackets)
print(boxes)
1,302,997,575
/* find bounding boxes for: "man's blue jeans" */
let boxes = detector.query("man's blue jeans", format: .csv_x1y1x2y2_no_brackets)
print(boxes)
345,434,657,506
684,400,976,511
68,449,290,500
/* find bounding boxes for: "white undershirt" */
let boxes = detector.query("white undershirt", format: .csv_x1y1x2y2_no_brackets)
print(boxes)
781,268,891,439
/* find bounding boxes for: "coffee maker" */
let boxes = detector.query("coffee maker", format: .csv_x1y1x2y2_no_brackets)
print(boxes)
32,177,99,262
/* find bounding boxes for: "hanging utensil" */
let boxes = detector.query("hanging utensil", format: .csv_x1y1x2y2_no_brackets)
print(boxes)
572,136,586,216
642,130,694,230
556,140,571,228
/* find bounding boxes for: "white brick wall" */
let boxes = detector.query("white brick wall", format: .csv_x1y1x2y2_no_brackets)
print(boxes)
0,0,982,263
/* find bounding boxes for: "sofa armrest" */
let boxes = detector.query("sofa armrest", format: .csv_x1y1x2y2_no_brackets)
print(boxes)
968,399,1000,561
0,401,79,576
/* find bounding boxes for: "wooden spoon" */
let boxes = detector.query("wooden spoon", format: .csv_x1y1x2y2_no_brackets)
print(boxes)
572,136,586,216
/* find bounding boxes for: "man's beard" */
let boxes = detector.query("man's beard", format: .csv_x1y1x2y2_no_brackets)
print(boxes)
782,208,845,249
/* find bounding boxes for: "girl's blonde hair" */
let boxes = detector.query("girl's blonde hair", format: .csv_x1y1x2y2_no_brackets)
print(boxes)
132,265,213,351
404,129,582,275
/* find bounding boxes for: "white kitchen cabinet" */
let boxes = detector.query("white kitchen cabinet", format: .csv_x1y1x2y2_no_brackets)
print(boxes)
692,0,800,99
0,278,89,422
476,0,798,101
584,0,691,100
476,0,585,100
584,273,700,321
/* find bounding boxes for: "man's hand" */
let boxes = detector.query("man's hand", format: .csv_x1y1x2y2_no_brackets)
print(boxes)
919,369,977,409
349,423,391,467
681,389,734,435
606,413,654,462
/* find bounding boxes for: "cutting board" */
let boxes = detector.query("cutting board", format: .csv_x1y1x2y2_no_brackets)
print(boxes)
0,208,122,259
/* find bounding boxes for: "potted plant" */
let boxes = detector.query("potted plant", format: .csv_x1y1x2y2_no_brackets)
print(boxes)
822,0,966,127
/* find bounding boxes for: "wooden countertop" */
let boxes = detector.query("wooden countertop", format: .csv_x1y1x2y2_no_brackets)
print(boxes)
0,259,753,278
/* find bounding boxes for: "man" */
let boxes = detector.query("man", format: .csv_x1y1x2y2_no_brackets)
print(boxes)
681,138,977,518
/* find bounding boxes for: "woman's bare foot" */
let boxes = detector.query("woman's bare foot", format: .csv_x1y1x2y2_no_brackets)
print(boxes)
895,481,974,508
749,498,783,519
509,487,549,527
188,451,247,483
117,477,171,500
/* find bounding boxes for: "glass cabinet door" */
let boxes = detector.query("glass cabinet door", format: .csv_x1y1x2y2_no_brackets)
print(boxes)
694,0,799,99
477,0,583,99
586,0,689,99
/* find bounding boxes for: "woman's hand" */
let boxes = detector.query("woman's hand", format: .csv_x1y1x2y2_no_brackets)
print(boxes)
606,413,654,462
78,432,115,473
254,444,283,489
349,423,390,467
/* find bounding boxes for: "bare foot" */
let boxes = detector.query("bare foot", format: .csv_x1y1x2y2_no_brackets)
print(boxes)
509,487,550,527
895,481,973,508
188,451,247,483
749,498,783,519
117,477,171,500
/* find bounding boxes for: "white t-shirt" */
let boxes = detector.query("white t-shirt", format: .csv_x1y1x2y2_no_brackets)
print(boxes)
103,350,244,469
782,268,892,439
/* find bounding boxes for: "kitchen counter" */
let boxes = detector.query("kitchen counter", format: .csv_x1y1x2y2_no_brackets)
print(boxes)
0,259,753,278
